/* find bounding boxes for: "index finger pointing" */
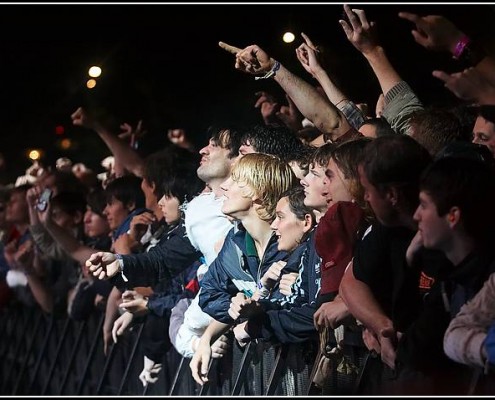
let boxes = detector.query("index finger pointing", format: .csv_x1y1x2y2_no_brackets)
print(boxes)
398,12,420,24
219,41,242,55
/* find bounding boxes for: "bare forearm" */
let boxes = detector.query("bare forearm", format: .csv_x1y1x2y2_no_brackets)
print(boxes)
45,220,94,265
340,267,392,334
274,63,350,140
95,125,145,178
363,47,403,98
201,319,231,345
313,68,348,106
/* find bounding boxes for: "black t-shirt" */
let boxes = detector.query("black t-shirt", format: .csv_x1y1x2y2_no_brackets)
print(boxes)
352,222,421,331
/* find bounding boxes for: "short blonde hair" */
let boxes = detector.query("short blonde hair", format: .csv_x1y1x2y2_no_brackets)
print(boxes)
231,153,296,222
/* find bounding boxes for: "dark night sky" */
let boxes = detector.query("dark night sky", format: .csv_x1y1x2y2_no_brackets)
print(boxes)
1,2,495,184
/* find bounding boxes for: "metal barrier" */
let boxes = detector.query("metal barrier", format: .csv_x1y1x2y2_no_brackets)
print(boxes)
2,298,486,395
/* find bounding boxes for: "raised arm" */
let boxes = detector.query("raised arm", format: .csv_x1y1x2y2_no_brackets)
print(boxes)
295,32,366,130
399,11,495,88
221,42,353,142
71,106,145,177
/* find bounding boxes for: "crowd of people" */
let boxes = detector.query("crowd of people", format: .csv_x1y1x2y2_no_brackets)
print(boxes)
1,5,495,395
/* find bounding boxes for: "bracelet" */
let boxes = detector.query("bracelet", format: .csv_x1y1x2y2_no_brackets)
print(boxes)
115,254,129,282
453,35,471,60
255,60,281,80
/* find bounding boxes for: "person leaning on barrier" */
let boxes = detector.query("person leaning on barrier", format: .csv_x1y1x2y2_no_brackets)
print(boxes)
188,153,297,385
231,185,317,345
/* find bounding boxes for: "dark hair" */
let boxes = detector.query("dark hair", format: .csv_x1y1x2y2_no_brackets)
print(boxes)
50,191,87,217
420,156,495,245
241,124,305,163
361,135,432,214
156,166,205,206
282,186,315,222
408,107,467,156
281,186,316,243
360,117,396,137
287,144,316,177
331,137,373,213
207,124,243,159
104,175,145,210
311,142,335,169
86,187,107,217
143,146,200,196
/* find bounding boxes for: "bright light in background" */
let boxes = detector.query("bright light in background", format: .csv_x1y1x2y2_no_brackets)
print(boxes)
88,66,102,78
283,32,295,43
86,79,97,89
28,149,41,161
60,138,72,150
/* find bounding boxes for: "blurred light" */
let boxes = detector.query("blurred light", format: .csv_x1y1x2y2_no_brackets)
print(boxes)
88,66,102,78
28,150,41,161
283,32,295,43
86,79,97,89
55,125,65,135
60,138,72,150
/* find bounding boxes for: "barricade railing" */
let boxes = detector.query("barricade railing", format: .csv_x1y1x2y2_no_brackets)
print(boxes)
1,299,489,396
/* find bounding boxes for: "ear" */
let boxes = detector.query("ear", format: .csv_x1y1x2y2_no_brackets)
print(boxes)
73,210,84,225
447,206,461,229
126,201,136,212
387,186,399,207
302,213,313,233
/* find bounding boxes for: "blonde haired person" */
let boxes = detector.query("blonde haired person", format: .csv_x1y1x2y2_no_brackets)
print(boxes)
189,153,296,385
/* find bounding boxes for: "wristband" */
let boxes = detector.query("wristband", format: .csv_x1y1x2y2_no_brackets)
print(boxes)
453,35,471,60
115,254,128,282
255,60,281,80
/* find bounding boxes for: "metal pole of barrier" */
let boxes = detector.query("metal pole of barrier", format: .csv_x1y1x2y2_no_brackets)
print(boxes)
42,318,72,395
25,315,56,394
265,344,288,395
0,305,21,384
231,341,255,396
117,322,145,395
58,320,87,395
306,346,322,395
0,305,18,358
197,358,215,396
352,350,376,395
467,367,482,395
168,356,186,395
76,312,105,395
2,306,38,393
8,310,44,395
95,341,116,395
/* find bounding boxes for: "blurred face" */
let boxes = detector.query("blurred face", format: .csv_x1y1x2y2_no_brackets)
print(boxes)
239,139,256,157
141,178,158,211
358,123,377,138
103,196,131,231
197,138,233,184
289,161,307,181
0,201,7,229
6,190,29,225
83,208,110,238
157,194,181,225
271,197,309,252
300,163,331,213
51,207,77,230
220,177,253,219
359,164,399,226
473,116,495,157
326,158,352,203
413,191,451,250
